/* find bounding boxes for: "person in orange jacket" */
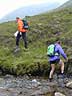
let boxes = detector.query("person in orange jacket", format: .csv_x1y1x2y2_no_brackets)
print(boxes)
15,17,28,51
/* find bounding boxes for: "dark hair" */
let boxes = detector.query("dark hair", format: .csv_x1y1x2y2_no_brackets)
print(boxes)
55,38,61,44
16,17,20,19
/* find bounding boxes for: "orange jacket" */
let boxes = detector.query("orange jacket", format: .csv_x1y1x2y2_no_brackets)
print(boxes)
17,19,28,32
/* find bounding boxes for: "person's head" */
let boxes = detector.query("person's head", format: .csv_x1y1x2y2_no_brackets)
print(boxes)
16,17,20,22
57,40,61,44
56,39,61,45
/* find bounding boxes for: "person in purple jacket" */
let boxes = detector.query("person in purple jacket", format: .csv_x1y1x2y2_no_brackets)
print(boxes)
49,40,68,81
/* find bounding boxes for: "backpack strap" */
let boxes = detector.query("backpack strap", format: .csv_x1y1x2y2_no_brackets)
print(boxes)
54,44,56,55
54,44,59,56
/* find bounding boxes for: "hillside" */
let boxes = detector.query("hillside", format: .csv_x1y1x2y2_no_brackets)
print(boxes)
59,0,72,8
0,3,72,75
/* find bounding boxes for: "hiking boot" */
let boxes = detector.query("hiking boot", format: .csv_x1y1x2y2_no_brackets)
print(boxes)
49,78,53,82
60,73,65,79
14,46,19,50
14,47,20,53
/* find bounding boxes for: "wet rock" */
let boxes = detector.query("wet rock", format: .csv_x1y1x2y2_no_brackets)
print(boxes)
55,92,66,96
46,81,58,87
21,74,30,79
57,79,65,87
31,79,41,88
0,70,2,75
0,76,71,96
31,79,41,85
53,74,58,80
66,81,72,89
0,78,5,88
31,90,44,96
0,88,19,96
63,78,69,84
31,86,54,96
41,86,54,94
4,75,14,79
57,75,65,87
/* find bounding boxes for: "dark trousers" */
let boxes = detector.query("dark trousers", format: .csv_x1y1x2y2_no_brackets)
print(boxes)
16,32,27,48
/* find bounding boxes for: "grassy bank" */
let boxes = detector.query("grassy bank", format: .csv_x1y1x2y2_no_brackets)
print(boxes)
0,7,72,76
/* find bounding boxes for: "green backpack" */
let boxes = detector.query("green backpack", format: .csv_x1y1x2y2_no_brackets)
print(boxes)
47,44,55,57
22,20,29,29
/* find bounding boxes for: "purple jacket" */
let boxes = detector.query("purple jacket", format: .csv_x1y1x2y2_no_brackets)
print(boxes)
49,43,67,61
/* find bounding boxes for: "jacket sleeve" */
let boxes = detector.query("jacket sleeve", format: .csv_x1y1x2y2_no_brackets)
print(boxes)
18,25,26,32
58,45,67,59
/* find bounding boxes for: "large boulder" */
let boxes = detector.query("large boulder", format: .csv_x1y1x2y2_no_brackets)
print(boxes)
55,92,66,96
66,81,72,89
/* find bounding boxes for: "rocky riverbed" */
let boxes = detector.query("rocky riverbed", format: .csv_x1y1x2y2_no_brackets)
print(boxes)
0,74,72,96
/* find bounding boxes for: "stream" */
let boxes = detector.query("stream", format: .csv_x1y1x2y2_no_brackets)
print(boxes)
0,74,72,96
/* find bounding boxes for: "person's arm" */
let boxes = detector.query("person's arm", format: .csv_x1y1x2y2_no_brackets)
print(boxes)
18,25,26,32
58,45,67,60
